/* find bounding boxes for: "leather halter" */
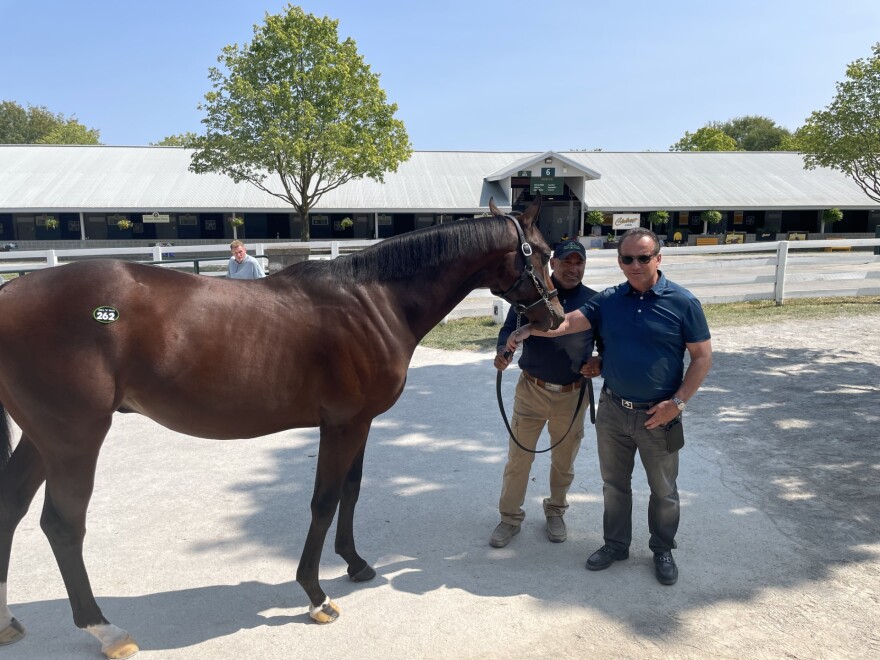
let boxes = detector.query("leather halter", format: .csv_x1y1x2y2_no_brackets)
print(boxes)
490,214,559,317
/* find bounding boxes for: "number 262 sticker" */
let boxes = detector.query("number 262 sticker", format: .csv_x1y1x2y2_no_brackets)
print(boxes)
93,306,120,324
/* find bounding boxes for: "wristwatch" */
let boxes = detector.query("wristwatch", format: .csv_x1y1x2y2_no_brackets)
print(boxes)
672,396,687,411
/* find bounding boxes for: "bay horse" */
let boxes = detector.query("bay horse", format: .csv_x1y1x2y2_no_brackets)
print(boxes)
0,195,562,659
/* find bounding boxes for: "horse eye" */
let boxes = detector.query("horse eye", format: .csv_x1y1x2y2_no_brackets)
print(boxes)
542,253,551,265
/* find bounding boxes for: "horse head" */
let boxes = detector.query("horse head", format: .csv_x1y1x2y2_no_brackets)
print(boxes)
489,193,565,330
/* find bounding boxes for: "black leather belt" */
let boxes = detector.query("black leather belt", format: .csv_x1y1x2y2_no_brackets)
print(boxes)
602,387,662,410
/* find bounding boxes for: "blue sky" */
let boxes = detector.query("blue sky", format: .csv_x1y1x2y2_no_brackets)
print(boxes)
1,0,878,151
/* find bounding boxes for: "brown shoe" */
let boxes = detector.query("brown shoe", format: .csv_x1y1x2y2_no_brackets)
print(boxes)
489,522,520,548
546,516,566,543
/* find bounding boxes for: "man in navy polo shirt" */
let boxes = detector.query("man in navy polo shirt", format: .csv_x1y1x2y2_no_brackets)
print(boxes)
506,228,712,585
489,239,602,548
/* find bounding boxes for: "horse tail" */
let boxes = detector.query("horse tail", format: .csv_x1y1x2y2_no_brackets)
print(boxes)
0,402,11,471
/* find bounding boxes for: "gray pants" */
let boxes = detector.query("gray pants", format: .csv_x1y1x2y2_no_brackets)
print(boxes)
595,390,680,553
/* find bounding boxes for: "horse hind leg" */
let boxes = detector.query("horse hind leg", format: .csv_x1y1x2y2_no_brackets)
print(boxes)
38,426,139,659
335,443,376,583
0,434,47,647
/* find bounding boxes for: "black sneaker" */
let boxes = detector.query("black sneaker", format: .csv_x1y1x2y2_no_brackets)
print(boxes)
654,550,678,585
585,544,629,571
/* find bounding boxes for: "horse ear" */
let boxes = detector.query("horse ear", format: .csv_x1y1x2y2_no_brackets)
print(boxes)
489,197,501,216
521,192,542,226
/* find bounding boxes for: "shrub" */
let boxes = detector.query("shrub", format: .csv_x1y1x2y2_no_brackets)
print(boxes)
585,210,605,226
647,210,670,226
701,210,723,225
822,208,843,224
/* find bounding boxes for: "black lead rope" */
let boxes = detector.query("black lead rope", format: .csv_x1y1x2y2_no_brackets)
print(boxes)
496,368,596,455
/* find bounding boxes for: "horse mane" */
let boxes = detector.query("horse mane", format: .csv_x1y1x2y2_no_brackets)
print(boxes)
280,215,512,284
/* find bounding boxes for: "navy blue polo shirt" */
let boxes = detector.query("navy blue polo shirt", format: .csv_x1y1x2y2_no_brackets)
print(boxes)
580,271,710,402
497,281,598,386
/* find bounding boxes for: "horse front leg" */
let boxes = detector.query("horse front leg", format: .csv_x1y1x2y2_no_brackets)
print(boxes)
0,435,46,647
40,443,139,660
336,442,376,583
296,420,371,624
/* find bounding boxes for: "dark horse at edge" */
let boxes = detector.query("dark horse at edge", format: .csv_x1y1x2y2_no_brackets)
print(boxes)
0,195,562,658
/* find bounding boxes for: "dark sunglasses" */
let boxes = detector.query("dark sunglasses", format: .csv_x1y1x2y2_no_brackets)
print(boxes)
619,253,657,265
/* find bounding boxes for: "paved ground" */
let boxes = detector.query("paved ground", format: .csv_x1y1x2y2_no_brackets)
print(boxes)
4,315,879,659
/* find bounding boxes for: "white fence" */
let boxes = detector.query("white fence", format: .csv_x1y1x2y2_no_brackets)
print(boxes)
2,239,879,319
579,238,880,305
0,240,378,276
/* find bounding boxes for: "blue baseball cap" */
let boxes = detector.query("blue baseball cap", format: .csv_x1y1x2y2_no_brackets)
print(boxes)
553,240,586,259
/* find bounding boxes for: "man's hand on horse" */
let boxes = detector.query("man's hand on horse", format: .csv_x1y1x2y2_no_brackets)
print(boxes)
505,325,532,354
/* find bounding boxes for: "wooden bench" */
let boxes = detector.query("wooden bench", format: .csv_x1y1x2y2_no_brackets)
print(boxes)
695,237,719,246
824,235,851,252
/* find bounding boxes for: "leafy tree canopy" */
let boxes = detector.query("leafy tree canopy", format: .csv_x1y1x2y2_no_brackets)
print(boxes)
715,115,794,151
798,42,880,203
0,100,101,144
670,126,737,152
190,4,412,240
670,115,793,152
152,132,198,147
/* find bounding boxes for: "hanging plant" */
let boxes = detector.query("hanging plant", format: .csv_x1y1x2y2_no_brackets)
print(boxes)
647,210,670,226
44,216,59,230
585,210,605,226
116,218,133,230
340,217,354,229
229,216,245,227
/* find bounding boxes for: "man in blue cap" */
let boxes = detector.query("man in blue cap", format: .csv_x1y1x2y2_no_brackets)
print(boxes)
490,239,602,548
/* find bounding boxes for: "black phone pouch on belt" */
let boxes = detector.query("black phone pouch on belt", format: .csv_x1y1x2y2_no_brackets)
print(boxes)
665,416,685,453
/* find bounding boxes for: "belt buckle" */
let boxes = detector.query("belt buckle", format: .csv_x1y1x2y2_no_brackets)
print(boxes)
545,382,562,393
621,398,634,409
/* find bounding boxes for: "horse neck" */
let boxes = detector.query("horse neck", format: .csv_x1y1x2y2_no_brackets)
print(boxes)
370,222,514,341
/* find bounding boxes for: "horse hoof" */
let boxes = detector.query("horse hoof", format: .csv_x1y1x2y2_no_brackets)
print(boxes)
104,633,139,659
0,618,26,646
348,564,377,582
309,598,340,624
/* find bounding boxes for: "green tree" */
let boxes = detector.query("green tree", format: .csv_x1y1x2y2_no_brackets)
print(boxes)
0,100,101,144
36,121,100,145
584,210,605,226
152,132,198,147
700,209,723,234
190,4,412,241
798,43,880,203
647,210,669,230
716,116,794,151
671,115,794,152
670,126,737,152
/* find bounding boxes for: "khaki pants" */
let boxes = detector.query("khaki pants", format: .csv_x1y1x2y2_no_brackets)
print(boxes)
498,373,587,525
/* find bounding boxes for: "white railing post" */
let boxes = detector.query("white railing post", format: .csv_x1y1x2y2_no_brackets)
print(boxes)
152,245,163,261
774,241,789,306
331,241,339,259
47,250,58,267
